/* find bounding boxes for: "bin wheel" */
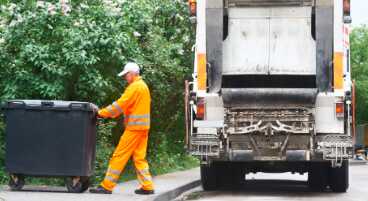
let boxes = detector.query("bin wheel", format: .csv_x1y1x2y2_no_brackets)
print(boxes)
65,176,90,193
9,174,25,191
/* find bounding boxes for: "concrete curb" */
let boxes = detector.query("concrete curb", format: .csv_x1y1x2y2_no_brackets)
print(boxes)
152,180,201,201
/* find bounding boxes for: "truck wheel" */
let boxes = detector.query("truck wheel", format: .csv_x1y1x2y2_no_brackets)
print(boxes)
8,174,25,191
230,164,245,187
329,161,349,193
65,176,90,193
216,163,231,188
308,162,329,192
217,163,244,188
200,164,217,191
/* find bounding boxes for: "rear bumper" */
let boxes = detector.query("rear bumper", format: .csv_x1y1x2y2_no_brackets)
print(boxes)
229,149,312,161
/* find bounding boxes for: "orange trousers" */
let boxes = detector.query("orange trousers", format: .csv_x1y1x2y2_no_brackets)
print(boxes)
100,130,154,191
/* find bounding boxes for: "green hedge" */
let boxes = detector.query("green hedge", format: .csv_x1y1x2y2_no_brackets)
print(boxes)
0,0,198,185
351,26,368,124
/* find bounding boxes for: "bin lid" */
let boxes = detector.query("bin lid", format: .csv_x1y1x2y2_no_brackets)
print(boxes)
3,100,98,112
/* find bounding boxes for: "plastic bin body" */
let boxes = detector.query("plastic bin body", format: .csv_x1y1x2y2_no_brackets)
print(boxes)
3,100,97,177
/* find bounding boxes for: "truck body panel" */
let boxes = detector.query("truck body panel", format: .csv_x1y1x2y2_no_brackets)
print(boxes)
223,7,316,75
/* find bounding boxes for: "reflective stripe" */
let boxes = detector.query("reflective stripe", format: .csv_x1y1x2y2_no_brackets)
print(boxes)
127,121,150,126
137,176,144,183
112,102,123,114
138,175,152,182
197,53,207,91
107,168,121,176
334,52,344,90
105,175,118,183
106,105,115,116
136,169,152,183
124,114,150,127
137,168,150,175
126,114,150,119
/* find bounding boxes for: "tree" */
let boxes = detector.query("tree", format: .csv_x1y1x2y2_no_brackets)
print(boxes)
351,26,368,124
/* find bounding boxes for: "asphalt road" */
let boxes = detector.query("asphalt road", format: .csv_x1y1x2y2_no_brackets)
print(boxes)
178,164,368,201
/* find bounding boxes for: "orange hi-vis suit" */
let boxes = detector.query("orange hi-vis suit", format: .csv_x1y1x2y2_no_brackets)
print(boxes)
98,76,153,191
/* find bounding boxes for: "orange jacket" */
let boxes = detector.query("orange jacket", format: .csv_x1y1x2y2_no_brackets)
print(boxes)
98,76,151,130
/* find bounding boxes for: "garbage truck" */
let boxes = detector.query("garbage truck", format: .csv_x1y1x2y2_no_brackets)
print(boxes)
184,0,354,192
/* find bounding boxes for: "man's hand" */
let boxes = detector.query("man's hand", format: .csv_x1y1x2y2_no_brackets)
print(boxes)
97,109,109,119
90,104,106,119
97,111,104,118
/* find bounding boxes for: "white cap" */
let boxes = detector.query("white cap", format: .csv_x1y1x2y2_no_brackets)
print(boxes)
118,62,140,77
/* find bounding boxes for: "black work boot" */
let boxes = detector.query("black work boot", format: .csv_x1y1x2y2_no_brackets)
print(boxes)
89,186,112,194
134,188,154,195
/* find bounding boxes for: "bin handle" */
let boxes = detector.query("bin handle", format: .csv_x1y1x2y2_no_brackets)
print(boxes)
41,101,54,107
1,101,25,117
4,101,26,109
8,100,25,106
90,104,99,114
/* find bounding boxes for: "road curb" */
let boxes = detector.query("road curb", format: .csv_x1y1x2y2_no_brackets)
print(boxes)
152,180,201,201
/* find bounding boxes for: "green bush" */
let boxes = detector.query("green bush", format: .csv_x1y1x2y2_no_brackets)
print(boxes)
351,26,368,124
0,0,198,185
0,117,7,184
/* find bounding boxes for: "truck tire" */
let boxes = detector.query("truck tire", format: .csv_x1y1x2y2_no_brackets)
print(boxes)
308,162,329,192
200,164,217,191
202,162,244,189
216,163,232,188
217,162,244,188
329,161,349,193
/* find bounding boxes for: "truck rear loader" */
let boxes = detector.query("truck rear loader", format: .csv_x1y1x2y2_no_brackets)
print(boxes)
185,0,354,192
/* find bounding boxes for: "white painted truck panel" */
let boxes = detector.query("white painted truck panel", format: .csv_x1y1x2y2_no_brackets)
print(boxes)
223,7,316,75
223,8,269,75
193,0,206,93
315,93,345,134
269,7,316,75
205,95,224,121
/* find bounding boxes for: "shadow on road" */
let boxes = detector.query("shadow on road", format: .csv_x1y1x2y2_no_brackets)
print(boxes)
238,179,310,192
184,179,341,200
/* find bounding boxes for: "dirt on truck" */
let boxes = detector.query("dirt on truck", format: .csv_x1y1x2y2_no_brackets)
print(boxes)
185,0,354,193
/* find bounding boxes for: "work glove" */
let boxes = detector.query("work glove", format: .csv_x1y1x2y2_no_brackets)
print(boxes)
97,111,104,118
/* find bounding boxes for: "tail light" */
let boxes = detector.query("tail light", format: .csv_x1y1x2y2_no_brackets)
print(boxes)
336,102,345,118
343,0,352,23
343,0,351,16
189,0,197,17
196,97,205,120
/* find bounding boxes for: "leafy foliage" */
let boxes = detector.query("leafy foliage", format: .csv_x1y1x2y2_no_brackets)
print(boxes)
0,117,7,184
351,26,368,124
0,0,198,185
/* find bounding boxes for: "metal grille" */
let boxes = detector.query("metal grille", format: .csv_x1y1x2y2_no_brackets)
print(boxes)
224,108,314,135
190,135,220,157
227,0,313,7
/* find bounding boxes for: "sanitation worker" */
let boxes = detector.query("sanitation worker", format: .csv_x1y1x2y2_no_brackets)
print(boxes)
90,62,154,195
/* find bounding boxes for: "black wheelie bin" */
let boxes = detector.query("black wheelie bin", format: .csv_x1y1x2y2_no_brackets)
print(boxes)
2,100,98,193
